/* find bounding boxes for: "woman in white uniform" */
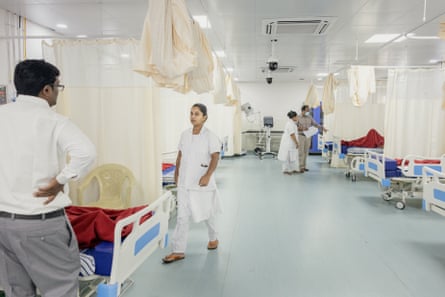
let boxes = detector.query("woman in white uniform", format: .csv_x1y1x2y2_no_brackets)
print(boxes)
163,103,222,263
277,110,300,175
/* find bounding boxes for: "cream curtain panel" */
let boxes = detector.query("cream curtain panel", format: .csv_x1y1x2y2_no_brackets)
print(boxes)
347,65,376,107
158,88,237,156
304,83,320,108
325,80,385,141
134,0,196,92
321,74,337,115
43,39,162,205
384,69,445,158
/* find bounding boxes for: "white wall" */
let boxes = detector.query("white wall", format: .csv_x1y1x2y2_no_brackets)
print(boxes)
0,8,59,101
238,81,323,131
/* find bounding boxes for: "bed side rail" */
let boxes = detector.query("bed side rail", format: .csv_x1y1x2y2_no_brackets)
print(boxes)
422,167,445,215
101,191,173,296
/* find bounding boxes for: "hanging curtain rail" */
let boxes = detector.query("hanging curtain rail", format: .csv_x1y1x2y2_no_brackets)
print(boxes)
0,35,138,40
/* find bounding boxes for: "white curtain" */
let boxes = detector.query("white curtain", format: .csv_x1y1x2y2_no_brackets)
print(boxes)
43,39,162,205
384,69,445,158
324,80,385,141
158,88,236,156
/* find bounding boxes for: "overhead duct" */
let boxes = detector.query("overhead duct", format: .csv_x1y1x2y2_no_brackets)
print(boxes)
262,17,336,36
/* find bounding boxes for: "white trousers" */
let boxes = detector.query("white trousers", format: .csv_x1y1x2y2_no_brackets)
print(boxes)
282,160,299,173
281,150,299,173
171,189,218,253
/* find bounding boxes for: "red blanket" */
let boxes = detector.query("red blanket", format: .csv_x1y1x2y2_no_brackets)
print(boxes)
66,205,151,249
341,129,384,148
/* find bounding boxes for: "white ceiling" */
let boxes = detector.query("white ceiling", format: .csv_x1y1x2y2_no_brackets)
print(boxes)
1,0,445,83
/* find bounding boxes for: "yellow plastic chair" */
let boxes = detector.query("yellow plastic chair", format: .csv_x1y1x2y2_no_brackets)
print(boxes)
77,164,136,209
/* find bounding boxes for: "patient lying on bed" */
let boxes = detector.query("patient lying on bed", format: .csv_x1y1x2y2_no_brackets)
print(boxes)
341,128,384,148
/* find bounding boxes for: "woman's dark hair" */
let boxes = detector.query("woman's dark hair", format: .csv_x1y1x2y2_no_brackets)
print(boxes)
287,110,297,119
192,103,208,117
301,104,309,112
14,59,60,97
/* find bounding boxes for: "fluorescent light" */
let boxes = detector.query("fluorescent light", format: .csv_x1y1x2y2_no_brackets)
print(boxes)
406,33,439,40
334,72,340,76
192,15,211,29
76,34,87,38
56,24,68,29
215,50,226,58
234,77,239,81
226,67,234,72
365,34,400,43
429,59,439,63
394,35,407,42
120,53,130,59
317,72,329,77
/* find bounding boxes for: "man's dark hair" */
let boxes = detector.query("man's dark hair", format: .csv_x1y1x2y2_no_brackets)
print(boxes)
14,59,60,97
301,104,309,112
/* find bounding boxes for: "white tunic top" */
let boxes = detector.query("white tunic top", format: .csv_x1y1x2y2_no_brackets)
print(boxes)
177,127,222,222
0,95,96,214
278,119,299,162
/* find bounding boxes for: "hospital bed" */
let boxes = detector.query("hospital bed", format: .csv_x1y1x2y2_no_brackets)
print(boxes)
422,167,445,216
343,147,384,181
318,134,333,163
365,151,445,209
0,191,173,297
78,191,173,297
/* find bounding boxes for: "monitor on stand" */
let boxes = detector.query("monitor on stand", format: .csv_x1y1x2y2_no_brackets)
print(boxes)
260,116,277,159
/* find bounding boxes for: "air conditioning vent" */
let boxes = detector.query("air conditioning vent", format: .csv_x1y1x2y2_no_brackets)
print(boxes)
262,17,336,36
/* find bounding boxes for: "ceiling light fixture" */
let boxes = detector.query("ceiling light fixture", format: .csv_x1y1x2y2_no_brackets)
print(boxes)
365,34,400,43
192,15,211,29
56,24,68,29
406,33,439,40
76,34,87,38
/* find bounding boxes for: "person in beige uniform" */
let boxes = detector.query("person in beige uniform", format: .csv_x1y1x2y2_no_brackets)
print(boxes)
0,60,96,297
296,105,327,173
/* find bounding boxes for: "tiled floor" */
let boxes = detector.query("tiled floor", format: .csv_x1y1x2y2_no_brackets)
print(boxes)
123,154,445,297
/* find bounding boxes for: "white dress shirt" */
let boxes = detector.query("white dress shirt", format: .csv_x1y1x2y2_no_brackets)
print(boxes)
0,95,96,214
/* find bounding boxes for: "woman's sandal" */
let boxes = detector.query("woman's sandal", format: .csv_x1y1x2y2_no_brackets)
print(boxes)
162,253,185,264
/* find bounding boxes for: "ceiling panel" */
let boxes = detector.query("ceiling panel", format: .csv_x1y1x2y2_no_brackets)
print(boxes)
0,0,445,82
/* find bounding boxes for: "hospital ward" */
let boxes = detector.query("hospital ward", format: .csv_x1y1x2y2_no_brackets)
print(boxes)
1,0,445,297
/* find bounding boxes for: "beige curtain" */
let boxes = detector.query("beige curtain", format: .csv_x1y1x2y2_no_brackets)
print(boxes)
348,66,376,107
326,80,385,141
321,74,337,114
43,39,162,205
304,83,320,108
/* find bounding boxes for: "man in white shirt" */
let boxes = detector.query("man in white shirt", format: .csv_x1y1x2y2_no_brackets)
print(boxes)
0,60,96,297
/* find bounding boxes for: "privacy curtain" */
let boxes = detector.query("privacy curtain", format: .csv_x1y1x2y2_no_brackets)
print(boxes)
304,83,320,108
384,68,445,158
347,65,376,107
43,39,162,205
158,88,237,156
325,80,385,141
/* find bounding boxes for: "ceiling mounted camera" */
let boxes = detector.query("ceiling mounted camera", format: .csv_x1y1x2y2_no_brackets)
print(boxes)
267,57,279,71
265,70,273,84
